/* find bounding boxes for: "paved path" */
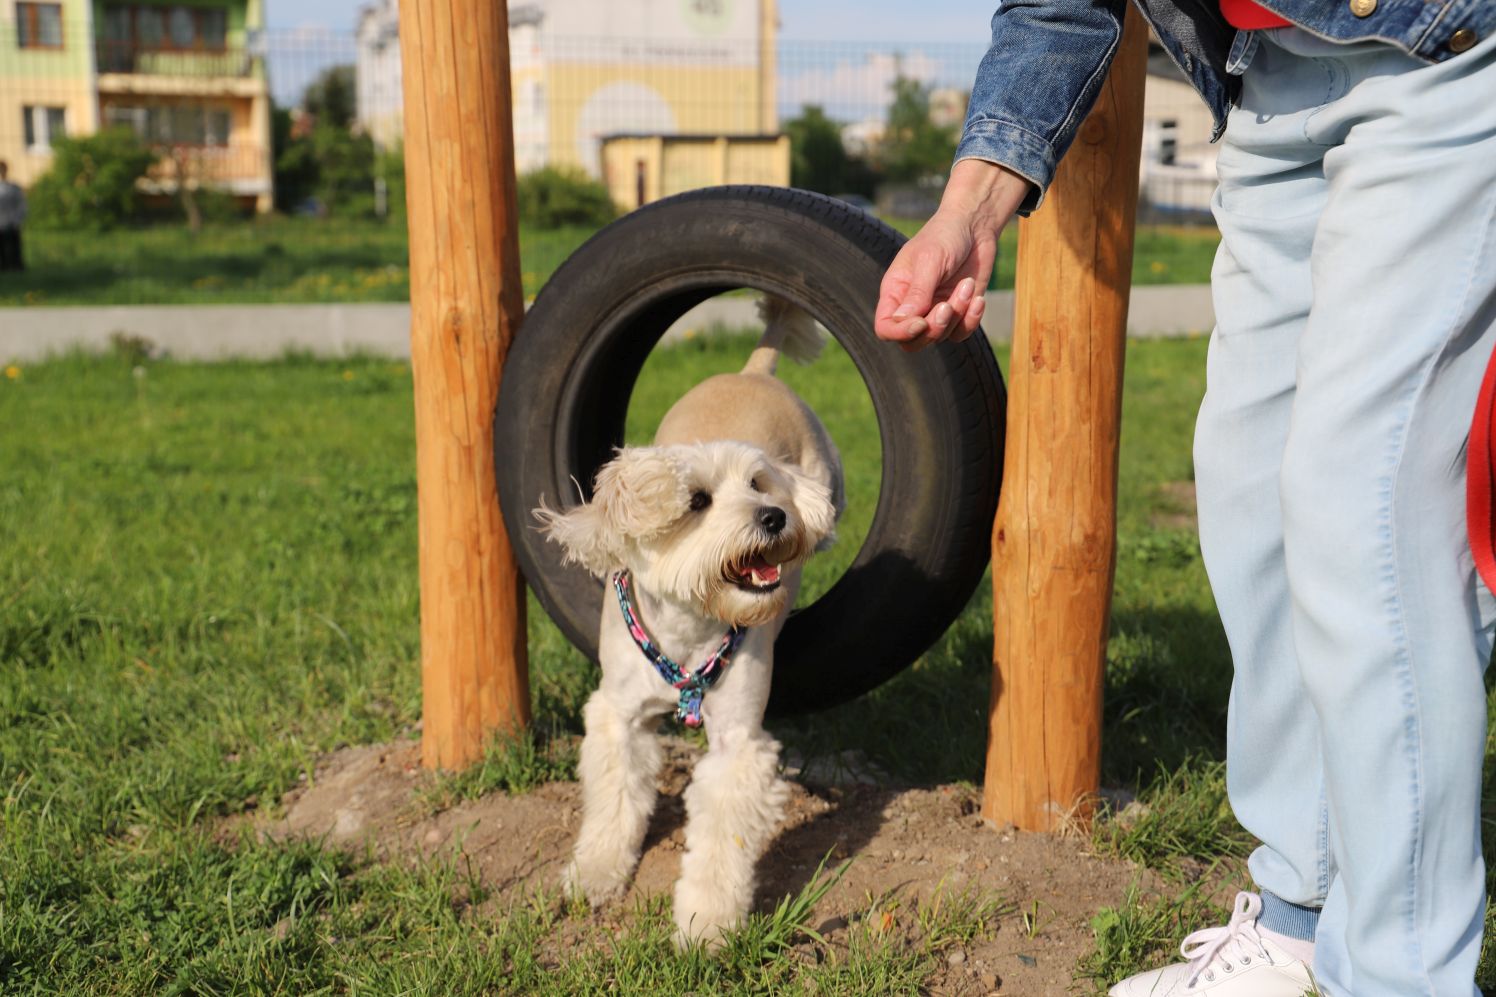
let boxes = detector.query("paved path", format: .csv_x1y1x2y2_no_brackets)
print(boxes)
0,286,1215,364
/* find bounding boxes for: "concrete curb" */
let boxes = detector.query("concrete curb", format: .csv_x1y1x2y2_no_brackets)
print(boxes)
0,286,1216,364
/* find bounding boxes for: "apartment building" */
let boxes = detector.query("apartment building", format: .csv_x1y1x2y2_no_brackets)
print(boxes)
1,0,274,211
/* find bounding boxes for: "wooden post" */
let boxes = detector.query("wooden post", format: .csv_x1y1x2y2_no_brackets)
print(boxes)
983,7,1149,831
400,0,531,770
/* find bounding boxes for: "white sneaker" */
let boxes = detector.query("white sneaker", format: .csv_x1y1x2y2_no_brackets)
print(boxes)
1108,892,1316,996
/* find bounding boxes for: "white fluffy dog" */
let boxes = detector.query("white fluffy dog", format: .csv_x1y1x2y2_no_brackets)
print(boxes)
536,298,843,948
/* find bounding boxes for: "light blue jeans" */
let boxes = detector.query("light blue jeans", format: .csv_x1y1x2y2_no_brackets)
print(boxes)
1195,25,1496,997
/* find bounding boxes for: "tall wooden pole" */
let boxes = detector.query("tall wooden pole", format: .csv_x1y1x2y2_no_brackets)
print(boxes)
983,7,1148,831
400,0,531,770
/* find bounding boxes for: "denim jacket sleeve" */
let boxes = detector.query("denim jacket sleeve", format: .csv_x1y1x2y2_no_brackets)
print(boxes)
956,0,1131,213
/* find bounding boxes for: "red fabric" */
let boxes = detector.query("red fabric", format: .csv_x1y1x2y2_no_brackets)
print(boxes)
1220,0,1292,29
1470,348,1496,592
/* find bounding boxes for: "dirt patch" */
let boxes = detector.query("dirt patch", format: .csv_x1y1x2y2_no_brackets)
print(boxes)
257,738,1166,995
1152,481,1198,531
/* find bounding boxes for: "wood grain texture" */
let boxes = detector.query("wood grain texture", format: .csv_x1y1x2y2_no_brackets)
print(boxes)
400,0,531,770
983,7,1148,832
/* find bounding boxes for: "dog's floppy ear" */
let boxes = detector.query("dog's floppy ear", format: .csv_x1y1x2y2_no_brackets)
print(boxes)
534,447,689,576
781,465,838,552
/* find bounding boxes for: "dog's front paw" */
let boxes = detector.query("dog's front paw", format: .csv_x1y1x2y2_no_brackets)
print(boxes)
561,856,633,908
672,916,737,953
672,882,745,952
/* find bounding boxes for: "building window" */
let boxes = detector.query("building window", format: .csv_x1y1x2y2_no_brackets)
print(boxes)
104,105,147,133
200,9,226,48
98,5,231,53
105,103,232,147
17,3,64,49
23,106,67,151
1158,119,1178,166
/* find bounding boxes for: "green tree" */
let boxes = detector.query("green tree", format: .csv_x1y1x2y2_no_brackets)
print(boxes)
27,128,156,230
877,76,959,184
308,123,375,212
271,65,377,216
784,105,875,196
271,104,318,212
302,64,357,130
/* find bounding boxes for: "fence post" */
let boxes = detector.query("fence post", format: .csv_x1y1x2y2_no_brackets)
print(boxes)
399,0,531,770
983,6,1149,831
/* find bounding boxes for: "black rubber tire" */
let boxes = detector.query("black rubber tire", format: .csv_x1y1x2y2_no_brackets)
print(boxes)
495,186,1005,716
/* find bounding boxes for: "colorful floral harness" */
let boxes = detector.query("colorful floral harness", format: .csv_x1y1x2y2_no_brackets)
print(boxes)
612,570,746,728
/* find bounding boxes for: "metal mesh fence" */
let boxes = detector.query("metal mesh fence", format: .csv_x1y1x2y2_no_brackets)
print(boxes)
0,14,1219,307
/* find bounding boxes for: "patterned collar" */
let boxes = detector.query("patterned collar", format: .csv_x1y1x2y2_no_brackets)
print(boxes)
611,570,746,728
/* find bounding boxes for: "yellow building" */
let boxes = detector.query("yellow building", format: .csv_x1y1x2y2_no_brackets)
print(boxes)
599,132,788,210
2,0,98,185
357,0,786,202
0,0,273,210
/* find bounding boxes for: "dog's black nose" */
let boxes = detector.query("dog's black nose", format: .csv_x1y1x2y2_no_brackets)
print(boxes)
757,506,786,535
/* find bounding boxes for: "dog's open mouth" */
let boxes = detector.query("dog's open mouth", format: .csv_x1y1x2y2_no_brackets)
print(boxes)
728,554,782,593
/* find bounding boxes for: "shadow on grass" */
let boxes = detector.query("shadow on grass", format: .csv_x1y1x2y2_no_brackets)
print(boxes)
771,604,995,790
770,594,1234,801
1103,605,1233,789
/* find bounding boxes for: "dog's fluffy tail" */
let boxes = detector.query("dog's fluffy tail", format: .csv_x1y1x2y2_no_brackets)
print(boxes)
742,296,827,376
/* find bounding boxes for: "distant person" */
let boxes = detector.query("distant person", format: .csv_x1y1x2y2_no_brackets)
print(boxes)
0,161,24,273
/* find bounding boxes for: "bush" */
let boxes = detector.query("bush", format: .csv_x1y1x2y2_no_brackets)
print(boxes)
28,128,156,230
516,167,617,229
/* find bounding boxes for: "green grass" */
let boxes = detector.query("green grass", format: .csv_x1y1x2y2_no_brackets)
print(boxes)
0,217,594,307
3,334,1492,992
0,215,1220,307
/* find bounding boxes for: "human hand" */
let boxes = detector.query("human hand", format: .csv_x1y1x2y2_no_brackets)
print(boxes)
875,160,1031,352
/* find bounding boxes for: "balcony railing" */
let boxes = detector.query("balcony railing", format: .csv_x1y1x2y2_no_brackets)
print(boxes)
140,144,270,189
96,40,257,77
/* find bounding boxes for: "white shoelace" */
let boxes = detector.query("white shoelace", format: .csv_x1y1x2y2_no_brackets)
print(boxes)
1179,892,1273,987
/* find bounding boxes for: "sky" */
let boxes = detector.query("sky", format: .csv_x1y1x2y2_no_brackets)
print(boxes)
261,1,991,115
263,0,986,43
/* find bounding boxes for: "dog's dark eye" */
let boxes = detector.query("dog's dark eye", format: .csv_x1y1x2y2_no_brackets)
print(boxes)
749,477,763,493
689,490,712,512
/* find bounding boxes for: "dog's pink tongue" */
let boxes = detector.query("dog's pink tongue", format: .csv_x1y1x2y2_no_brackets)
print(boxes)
749,562,781,585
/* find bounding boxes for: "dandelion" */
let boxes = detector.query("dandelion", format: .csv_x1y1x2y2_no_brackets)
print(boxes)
342,370,355,381
1150,260,1169,275
4,365,19,380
